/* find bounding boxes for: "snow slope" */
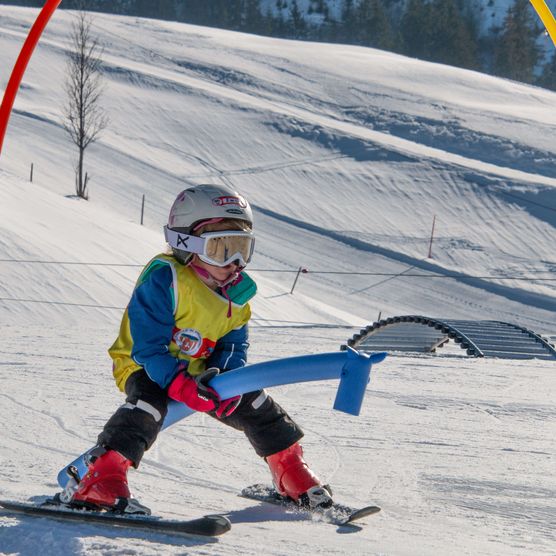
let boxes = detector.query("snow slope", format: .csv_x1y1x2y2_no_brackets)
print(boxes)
0,6,555,555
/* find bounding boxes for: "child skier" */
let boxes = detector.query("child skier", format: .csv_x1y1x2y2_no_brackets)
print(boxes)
66,183,333,514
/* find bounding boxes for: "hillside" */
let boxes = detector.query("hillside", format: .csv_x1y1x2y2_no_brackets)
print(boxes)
2,6,555,330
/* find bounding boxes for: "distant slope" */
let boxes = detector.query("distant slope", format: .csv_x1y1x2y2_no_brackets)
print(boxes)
0,6,554,332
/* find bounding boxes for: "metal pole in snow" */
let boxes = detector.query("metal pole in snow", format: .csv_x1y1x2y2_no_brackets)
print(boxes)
140,194,145,225
427,215,436,259
290,266,307,294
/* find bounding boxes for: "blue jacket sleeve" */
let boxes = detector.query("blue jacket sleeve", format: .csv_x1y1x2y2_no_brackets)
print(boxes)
206,325,249,371
128,265,181,388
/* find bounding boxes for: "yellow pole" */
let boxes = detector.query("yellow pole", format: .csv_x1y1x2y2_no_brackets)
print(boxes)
530,0,556,48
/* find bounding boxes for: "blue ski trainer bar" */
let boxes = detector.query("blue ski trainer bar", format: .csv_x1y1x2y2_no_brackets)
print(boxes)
57,348,386,488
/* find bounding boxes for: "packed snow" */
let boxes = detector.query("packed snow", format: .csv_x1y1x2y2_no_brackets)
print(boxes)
0,6,554,555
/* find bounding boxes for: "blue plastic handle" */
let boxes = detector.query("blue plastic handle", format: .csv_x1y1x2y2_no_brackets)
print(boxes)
57,349,386,488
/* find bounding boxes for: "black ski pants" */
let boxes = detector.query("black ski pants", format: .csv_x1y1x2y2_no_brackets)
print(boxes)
97,369,304,466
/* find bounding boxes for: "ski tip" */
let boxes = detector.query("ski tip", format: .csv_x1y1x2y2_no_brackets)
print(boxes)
202,514,232,535
340,505,381,526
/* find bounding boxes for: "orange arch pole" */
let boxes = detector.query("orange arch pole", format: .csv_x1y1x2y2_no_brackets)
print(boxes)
0,0,62,155
530,0,556,48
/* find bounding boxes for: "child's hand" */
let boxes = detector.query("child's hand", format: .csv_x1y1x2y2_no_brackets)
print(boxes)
167,367,241,418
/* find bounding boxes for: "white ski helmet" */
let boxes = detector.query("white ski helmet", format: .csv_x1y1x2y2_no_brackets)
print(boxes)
166,184,253,264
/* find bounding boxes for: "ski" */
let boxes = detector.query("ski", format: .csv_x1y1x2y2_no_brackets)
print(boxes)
0,499,231,537
241,484,381,526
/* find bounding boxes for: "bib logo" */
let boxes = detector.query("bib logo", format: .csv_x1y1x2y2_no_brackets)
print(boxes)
173,328,202,356
173,328,216,359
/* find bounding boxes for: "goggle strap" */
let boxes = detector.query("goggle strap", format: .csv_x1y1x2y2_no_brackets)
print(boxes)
164,226,206,254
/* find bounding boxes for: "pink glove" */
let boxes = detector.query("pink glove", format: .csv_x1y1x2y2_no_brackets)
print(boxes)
167,367,241,418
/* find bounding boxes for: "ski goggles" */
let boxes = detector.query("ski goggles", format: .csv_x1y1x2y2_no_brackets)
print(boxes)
164,227,255,267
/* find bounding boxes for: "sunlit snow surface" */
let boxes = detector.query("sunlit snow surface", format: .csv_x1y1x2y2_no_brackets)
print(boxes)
0,6,555,555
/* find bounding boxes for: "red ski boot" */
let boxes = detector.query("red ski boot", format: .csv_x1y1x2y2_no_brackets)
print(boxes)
266,443,333,509
70,449,149,514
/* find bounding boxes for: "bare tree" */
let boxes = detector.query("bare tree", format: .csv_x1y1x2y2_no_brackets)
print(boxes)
63,8,108,199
